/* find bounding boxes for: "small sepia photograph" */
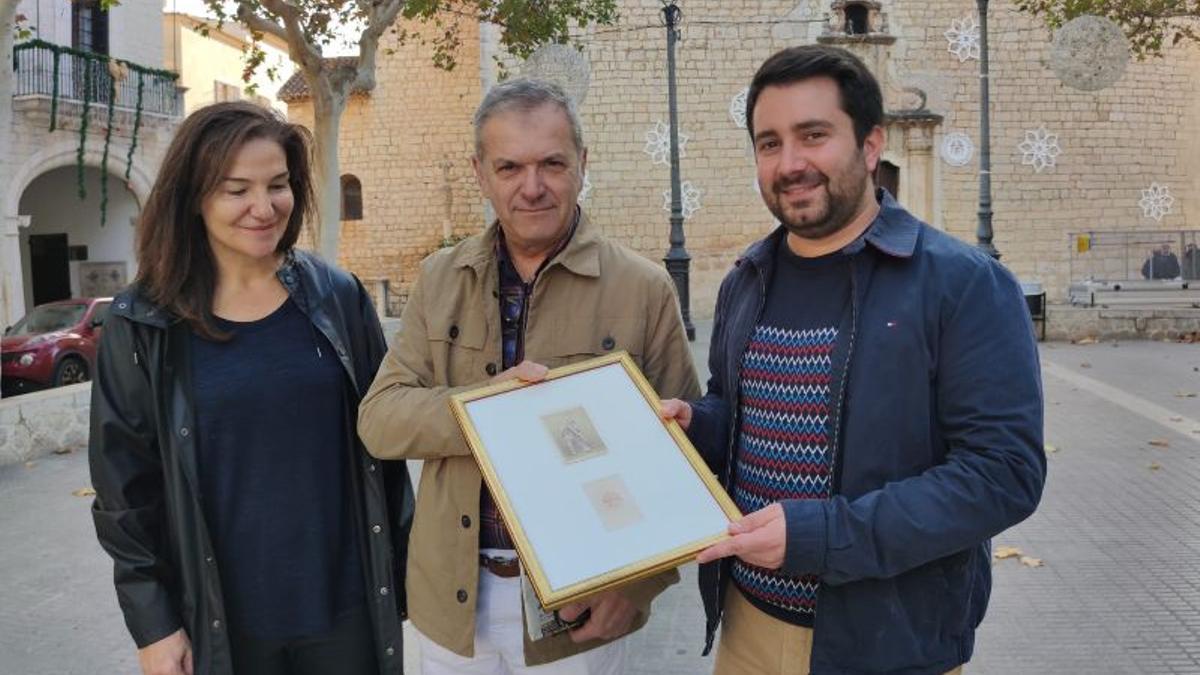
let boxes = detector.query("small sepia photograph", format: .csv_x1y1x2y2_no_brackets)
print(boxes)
582,474,644,532
540,406,608,464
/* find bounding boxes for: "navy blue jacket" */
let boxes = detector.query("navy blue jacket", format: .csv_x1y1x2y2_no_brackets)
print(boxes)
688,192,1046,674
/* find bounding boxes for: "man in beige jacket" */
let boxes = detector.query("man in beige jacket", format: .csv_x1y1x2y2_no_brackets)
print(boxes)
358,79,700,674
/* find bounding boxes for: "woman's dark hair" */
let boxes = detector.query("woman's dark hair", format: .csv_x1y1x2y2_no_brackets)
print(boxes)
746,45,884,147
134,101,315,339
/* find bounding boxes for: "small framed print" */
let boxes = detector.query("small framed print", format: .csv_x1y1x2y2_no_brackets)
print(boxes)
450,352,741,610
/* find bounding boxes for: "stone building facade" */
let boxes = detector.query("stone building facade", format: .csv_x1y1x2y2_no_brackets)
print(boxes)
283,0,1200,318
3,0,182,329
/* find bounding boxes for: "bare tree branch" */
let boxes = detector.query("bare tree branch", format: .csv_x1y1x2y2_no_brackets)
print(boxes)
247,0,324,73
351,0,406,91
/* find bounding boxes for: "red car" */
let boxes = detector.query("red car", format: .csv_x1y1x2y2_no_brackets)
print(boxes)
2,297,112,396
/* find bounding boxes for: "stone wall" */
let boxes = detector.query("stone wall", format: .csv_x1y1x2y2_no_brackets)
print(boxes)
287,16,486,317
0,383,90,466
289,0,1200,319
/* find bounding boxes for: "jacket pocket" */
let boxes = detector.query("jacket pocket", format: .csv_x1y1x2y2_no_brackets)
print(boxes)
538,319,645,369
426,315,493,386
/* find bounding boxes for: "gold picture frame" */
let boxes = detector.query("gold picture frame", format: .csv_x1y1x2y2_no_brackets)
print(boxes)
450,351,741,610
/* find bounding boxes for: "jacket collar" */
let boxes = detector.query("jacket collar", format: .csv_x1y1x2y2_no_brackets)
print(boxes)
741,188,920,268
453,208,601,278
110,249,326,329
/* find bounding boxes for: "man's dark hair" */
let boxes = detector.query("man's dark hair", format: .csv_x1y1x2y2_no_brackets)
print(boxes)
746,45,883,147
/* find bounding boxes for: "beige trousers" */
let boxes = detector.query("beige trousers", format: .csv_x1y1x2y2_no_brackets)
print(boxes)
713,586,965,675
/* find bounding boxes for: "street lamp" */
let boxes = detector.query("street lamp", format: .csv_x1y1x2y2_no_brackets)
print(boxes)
975,0,1000,259
661,0,695,341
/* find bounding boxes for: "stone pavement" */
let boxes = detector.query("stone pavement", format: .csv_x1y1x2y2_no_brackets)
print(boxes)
2,326,1200,674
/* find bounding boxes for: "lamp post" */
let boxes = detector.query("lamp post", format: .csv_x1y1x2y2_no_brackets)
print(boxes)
975,0,1000,259
662,0,695,340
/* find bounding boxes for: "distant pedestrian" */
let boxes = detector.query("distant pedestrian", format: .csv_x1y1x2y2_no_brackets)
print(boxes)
1180,243,1200,280
88,101,412,675
1142,243,1181,280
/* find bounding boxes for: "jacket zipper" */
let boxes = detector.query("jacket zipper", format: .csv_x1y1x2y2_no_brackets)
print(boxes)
715,260,768,627
827,257,859,493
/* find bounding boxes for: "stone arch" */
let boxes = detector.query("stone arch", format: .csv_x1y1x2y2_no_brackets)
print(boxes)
5,138,153,220
2,139,153,325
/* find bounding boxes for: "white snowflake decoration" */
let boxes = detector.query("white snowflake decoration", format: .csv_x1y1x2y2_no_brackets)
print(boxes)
940,132,974,167
1139,183,1175,222
643,120,688,166
945,17,980,62
577,171,592,204
663,181,702,220
729,88,749,129
1017,126,1062,173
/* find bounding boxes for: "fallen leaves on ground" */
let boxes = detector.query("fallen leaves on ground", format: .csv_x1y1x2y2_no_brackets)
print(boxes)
1175,391,1198,398
1074,337,1099,345
52,447,74,455
1080,362,1092,369
993,546,1045,569
1176,331,1200,344
1149,439,1171,448
1148,462,1162,471
1170,416,1184,422
23,461,36,469
993,546,1022,560
71,487,95,497
1045,444,1059,454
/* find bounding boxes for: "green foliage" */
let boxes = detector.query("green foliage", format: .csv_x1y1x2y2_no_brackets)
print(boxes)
201,0,618,77
397,0,618,71
1014,0,1200,57
100,69,117,227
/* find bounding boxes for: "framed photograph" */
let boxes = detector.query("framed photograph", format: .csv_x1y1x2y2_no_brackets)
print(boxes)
450,352,741,610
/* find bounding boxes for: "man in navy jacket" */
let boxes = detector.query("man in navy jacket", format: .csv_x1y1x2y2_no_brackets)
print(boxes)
661,45,1045,674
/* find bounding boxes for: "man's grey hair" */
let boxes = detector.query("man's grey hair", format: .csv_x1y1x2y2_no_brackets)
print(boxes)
473,78,585,158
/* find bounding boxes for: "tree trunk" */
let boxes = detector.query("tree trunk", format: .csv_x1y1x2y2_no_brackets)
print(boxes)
310,85,346,262
1,0,19,188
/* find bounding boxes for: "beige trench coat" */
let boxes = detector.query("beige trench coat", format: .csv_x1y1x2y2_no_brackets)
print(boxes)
358,213,702,665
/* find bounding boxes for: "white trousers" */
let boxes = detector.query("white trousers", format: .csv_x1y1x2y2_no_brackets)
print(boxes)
417,551,628,675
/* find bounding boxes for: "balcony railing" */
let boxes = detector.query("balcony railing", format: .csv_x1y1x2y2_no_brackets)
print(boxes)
12,39,182,117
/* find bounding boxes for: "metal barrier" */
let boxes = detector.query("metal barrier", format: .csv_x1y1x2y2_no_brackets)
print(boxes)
1067,230,1200,306
12,39,182,117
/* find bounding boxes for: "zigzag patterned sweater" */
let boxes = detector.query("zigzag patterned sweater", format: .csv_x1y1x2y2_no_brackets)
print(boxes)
731,242,848,627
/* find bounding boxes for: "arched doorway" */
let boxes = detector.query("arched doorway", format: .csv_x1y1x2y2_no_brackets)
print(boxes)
875,160,899,199
17,165,140,309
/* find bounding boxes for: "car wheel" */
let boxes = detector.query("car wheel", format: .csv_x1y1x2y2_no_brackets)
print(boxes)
53,357,89,387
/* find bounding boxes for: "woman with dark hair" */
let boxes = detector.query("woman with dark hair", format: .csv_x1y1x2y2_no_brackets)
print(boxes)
88,101,412,675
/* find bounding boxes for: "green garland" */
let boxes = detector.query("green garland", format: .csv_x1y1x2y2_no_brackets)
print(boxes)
13,39,180,208
100,69,117,227
77,59,92,201
49,49,60,132
125,73,145,182
15,39,178,79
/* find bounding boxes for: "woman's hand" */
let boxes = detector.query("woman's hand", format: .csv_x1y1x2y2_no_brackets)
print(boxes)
138,629,193,675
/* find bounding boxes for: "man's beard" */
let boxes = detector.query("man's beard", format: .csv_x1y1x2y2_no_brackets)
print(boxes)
764,161,870,241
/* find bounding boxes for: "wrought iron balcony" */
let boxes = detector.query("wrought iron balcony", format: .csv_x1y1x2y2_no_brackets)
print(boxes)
12,39,182,117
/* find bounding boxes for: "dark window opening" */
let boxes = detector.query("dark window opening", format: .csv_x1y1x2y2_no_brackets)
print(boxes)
72,0,109,55
845,4,870,35
341,175,363,221
875,160,899,198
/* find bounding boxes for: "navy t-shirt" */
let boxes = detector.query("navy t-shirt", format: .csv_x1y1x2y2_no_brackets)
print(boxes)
190,298,363,640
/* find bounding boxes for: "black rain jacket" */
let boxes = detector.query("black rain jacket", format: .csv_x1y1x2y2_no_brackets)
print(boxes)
88,250,413,674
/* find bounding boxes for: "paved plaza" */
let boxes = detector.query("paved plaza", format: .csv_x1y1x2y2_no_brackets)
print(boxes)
2,324,1200,674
